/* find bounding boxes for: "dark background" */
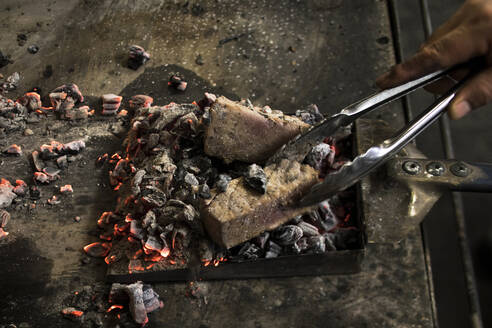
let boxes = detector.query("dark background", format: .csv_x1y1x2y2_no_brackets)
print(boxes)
396,1,492,327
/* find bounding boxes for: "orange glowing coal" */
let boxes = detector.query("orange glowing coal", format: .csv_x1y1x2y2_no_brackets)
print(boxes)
60,184,73,193
105,255,118,265
106,304,124,312
83,242,111,257
0,228,9,239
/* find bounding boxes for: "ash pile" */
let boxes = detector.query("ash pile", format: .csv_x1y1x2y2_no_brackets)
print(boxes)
87,93,360,275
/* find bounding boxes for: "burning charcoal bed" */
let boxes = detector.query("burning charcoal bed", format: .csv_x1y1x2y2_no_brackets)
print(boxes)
84,94,365,283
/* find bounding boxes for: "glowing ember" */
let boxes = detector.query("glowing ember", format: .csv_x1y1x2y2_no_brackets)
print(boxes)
83,242,111,257
107,304,124,312
0,227,9,239
3,144,22,156
60,184,73,193
61,307,84,318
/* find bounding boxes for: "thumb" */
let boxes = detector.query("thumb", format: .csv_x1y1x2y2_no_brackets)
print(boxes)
449,66,492,119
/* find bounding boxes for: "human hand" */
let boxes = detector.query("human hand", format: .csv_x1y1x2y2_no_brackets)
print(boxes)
376,0,492,119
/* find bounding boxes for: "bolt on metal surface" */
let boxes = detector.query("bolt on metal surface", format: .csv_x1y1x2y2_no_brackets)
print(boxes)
426,161,445,176
402,160,421,175
450,162,470,177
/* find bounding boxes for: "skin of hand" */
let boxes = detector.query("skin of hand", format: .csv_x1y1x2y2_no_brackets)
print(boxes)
376,0,492,120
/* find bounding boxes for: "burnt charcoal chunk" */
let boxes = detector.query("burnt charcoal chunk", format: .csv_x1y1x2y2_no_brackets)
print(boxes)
128,45,150,70
0,51,12,68
254,231,270,249
198,183,211,199
215,174,231,192
272,225,303,246
306,235,326,253
323,233,337,251
318,200,338,231
0,209,10,227
305,143,332,170
168,74,187,91
237,242,261,260
29,186,41,199
184,172,199,187
297,221,319,236
244,164,267,194
27,45,39,54
265,241,282,258
295,104,324,125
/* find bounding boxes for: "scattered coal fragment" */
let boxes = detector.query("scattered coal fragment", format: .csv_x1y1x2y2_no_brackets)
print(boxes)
29,185,41,199
109,282,163,325
297,221,319,236
295,104,324,125
198,183,211,199
27,45,39,54
101,94,123,115
129,95,153,112
272,225,303,246
265,240,282,258
43,65,53,78
17,92,42,112
195,54,204,65
306,235,326,254
1,72,20,92
244,164,267,194
3,144,22,156
51,83,83,103
237,242,261,260
0,180,16,208
215,174,231,192
128,45,150,70
168,74,187,91
17,33,27,46
0,51,12,68
0,209,10,227
12,180,27,196
61,307,84,320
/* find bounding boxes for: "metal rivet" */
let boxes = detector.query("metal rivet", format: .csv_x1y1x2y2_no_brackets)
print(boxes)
450,162,470,177
426,161,445,176
402,160,421,175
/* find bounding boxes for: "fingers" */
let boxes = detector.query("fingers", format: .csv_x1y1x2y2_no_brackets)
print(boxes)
424,68,470,94
449,66,492,119
377,26,488,89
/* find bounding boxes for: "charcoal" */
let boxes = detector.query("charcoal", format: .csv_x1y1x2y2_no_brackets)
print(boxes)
198,238,214,262
142,210,156,228
83,242,111,257
184,172,199,187
265,241,282,258
159,199,198,224
17,92,41,112
0,209,10,227
2,72,20,91
3,144,22,156
306,235,326,254
56,155,68,169
13,180,27,196
129,95,153,111
244,164,267,194
237,242,261,260
142,284,162,313
51,84,84,103
318,200,338,231
323,233,337,251
295,237,309,253
141,191,167,208
125,282,149,324
27,44,39,54
131,170,146,195
61,307,84,321
128,45,150,70
60,184,73,193
64,105,90,121
297,221,319,236
143,236,162,253
305,143,332,170
254,231,270,249
215,174,231,192
17,34,27,46
168,74,187,91
272,225,303,246
0,183,16,208
62,140,86,154
0,227,8,239
0,50,11,68
198,183,211,199
295,104,324,125
43,166,61,177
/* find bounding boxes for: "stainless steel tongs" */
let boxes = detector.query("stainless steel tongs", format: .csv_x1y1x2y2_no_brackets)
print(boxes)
268,62,479,207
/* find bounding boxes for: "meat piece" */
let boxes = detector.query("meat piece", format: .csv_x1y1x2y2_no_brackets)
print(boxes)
204,96,310,164
201,159,318,248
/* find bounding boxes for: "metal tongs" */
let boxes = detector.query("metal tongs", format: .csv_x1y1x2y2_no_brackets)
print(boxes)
268,61,479,207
